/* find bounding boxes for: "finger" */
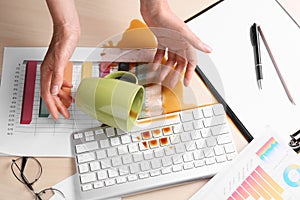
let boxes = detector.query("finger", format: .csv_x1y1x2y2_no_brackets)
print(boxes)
152,48,165,71
50,64,66,95
184,62,196,87
42,93,60,120
160,51,176,81
58,89,73,106
180,25,212,53
62,80,73,88
54,95,70,119
40,64,60,120
170,55,187,88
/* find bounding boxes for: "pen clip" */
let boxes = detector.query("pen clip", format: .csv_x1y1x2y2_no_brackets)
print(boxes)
250,23,259,47
289,130,300,153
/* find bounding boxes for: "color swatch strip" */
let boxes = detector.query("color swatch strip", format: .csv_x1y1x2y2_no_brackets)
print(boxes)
20,61,37,124
228,166,284,200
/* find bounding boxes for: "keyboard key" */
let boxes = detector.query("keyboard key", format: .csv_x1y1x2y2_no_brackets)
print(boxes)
212,104,225,116
80,172,96,184
96,150,107,160
227,153,237,160
183,122,194,132
183,162,194,170
140,161,150,171
175,143,185,153
116,176,127,184
161,167,172,174
116,129,126,136
191,130,202,140
149,139,159,148
99,139,110,148
90,161,101,171
94,129,104,135
121,135,131,144
205,157,216,165
202,106,213,118
97,170,108,180
112,157,122,167
139,172,150,179
154,149,164,158
150,159,162,169
128,143,139,153
172,164,182,172
162,156,173,167
128,174,138,182
162,126,173,135
224,143,235,153
133,152,143,162
183,152,193,162
82,184,93,191
195,139,206,149
107,148,117,157
203,148,214,158
93,181,104,188
106,127,115,137
142,131,152,140
206,137,217,147
201,128,211,138
100,159,111,169
139,142,149,151
144,150,154,160
193,120,203,130
150,170,161,177
193,108,204,119
211,124,229,136
159,137,169,146
193,150,204,160
118,145,128,155
170,135,180,144
122,154,133,165
185,141,196,151
119,166,129,176
180,110,193,122
216,155,227,163
172,124,183,134
78,163,89,174
194,159,205,167
131,132,142,142
180,132,191,142
77,152,96,164
214,146,225,156
129,163,140,173
104,179,116,186
152,129,162,138
76,141,98,154
108,169,119,178
74,133,83,140
110,137,120,146
164,146,175,156
217,133,232,144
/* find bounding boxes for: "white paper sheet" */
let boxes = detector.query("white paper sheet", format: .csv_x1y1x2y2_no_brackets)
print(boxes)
187,0,300,143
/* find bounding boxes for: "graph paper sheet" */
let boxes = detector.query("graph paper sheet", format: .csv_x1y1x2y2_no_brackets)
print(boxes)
190,131,300,200
0,47,156,156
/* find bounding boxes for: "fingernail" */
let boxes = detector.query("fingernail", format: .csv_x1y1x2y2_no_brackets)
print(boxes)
51,85,59,95
203,44,213,53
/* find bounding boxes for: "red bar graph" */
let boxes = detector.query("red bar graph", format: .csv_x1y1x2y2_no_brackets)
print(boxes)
20,61,37,124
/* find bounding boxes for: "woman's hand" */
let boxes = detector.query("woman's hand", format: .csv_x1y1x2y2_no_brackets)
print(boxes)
140,0,212,87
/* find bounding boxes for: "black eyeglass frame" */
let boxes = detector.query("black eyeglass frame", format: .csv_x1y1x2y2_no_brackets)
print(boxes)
11,156,66,200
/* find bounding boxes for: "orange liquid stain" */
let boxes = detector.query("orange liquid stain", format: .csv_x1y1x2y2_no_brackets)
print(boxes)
150,139,158,147
142,131,151,139
160,137,169,146
152,129,161,136
136,136,141,141
163,127,171,134
142,141,148,149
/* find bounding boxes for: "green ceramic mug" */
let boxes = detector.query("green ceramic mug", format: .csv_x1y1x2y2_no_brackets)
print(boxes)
75,71,144,131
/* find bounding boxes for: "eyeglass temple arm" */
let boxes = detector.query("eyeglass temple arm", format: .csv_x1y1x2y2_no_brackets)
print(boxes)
20,157,35,191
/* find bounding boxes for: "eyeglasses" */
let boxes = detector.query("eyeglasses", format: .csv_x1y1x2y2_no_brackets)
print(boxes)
11,156,66,200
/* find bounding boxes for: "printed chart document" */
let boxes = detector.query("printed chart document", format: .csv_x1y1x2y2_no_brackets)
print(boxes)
190,131,300,200
0,47,155,156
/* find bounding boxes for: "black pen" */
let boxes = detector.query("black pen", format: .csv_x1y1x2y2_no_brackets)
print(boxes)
250,23,263,89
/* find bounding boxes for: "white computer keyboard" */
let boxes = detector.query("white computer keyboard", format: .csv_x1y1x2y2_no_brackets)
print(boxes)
70,103,237,200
